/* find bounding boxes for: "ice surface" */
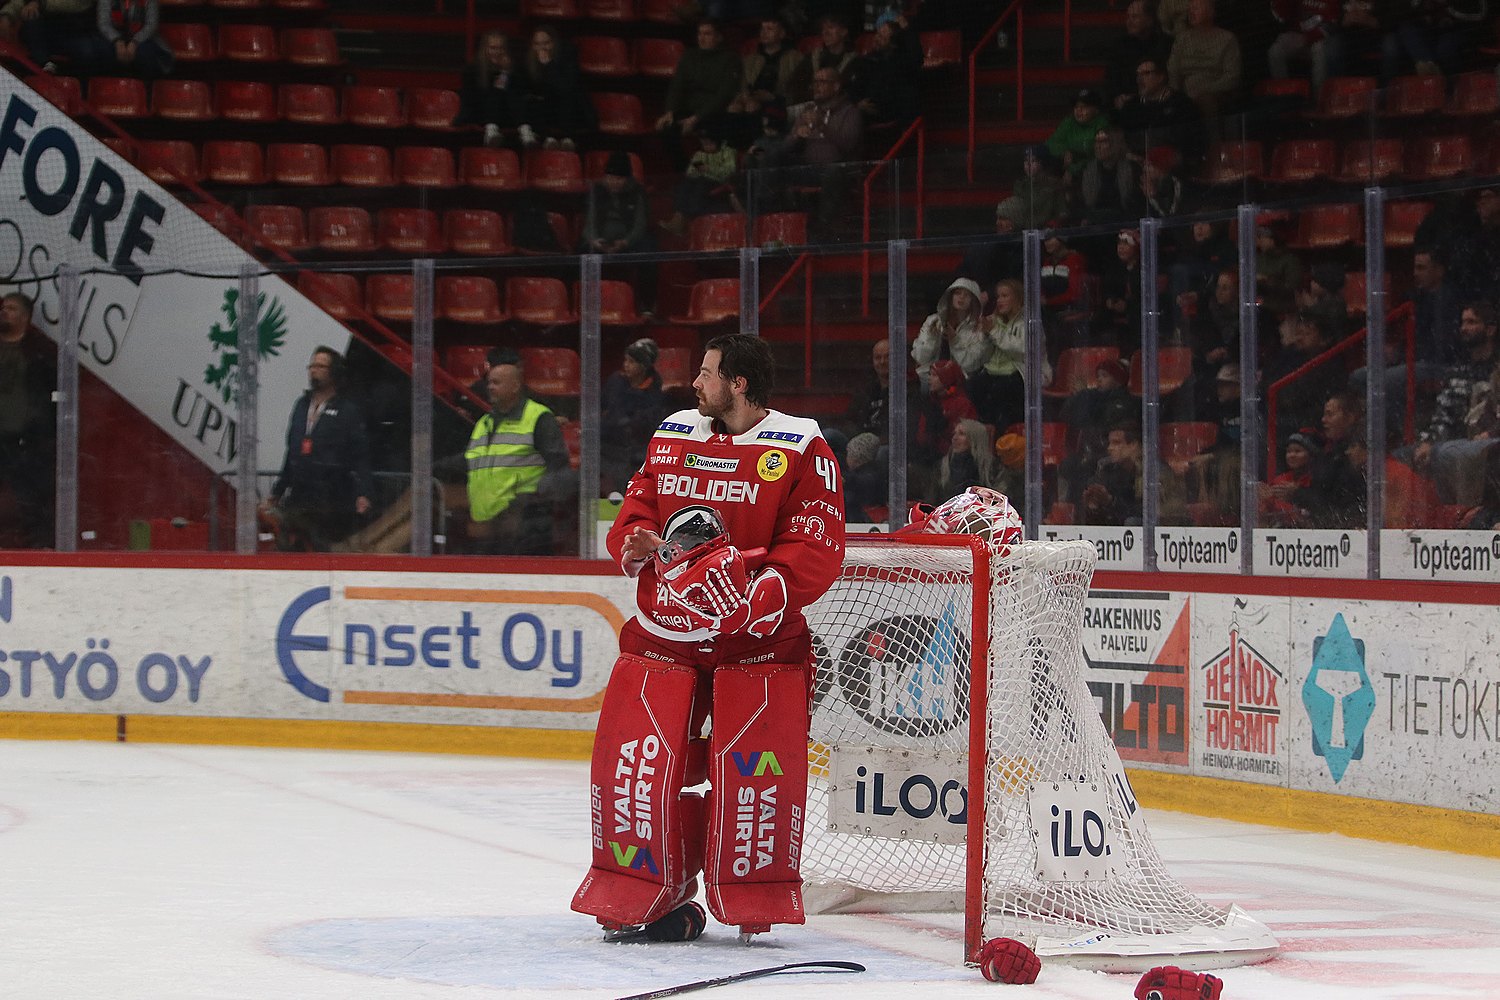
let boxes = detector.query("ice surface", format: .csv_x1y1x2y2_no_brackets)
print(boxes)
1,740,1497,999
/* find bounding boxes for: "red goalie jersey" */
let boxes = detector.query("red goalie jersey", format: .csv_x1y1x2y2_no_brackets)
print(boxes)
608,408,847,640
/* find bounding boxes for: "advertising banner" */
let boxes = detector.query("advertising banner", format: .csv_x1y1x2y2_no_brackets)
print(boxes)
1037,526,1145,571
1190,594,1290,786
0,73,352,473
1252,529,1367,578
1154,527,1242,574
1380,530,1500,583
1083,589,1191,767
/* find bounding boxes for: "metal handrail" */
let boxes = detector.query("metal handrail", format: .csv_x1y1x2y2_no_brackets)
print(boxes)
757,252,817,387
861,116,926,316
968,0,1025,183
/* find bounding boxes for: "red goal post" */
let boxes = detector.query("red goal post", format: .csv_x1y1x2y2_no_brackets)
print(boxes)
800,533,1277,972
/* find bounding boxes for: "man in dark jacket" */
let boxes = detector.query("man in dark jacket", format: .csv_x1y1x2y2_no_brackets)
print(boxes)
0,292,55,548
261,346,373,551
656,19,742,169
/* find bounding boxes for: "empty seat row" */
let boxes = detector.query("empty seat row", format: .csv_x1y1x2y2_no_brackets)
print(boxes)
298,271,739,327
161,0,325,9
1271,71,1500,120
152,24,339,65
81,77,461,129
237,205,559,255
124,141,636,192
1203,135,1499,187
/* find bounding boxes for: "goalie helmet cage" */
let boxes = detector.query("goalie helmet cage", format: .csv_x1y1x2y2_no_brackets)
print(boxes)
800,534,1278,972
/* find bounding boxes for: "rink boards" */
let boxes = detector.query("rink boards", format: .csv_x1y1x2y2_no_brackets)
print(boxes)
0,556,1497,857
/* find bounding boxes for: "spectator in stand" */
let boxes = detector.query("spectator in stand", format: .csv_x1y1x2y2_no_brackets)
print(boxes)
656,19,743,169
1094,228,1144,348
1013,145,1072,229
1140,148,1184,217
601,338,669,495
581,151,656,310
1115,56,1203,173
5,0,96,72
1444,187,1500,305
1265,309,1343,443
260,347,373,552
659,125,740,236
1046,89,1110,182
1078,127,1144,226
1296,263,1351,340
0,291,55,549
851,8,922,133
1040,231,1090,316
1167,0,1242,123
1081,419,1191,525
912,359,979,463
990,432,1026,509
1261,428,1320,526
87,0,171,78
1184,268,1242,407
1105,2,1173,110
455,30,527,148
1410,245,1464,367
970,278,1051,431
1304,389,1366,527
726,16,810,136
1268,0,1344,94
517,25,595,151
957,197,1027,302
912,278,991,389
1059,357,1134,504
779,66,864,237
807,13,861,86
936,418,997,502
842,337,918,445
1383,0,1488,77
1408,302,1499,505
843,430,887,521
1346,428,1441,527
1255,220,1303,320
1171,222,1237,334
1157,0,1194,36
1340,0,1401,79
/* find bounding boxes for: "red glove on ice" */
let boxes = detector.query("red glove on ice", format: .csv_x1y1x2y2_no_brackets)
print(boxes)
976,937,1041,984
1134,966,1224,1000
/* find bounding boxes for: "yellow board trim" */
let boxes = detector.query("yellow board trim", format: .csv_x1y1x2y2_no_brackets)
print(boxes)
4,713,1496,858
1127,768,1500,859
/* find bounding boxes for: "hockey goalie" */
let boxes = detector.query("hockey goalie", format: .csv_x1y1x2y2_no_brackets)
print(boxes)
572,335,846,942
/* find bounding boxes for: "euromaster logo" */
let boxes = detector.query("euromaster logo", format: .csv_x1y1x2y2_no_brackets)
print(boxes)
731,751,784,777
683,453,739,473
1302,613,1376,783
203,287,287,404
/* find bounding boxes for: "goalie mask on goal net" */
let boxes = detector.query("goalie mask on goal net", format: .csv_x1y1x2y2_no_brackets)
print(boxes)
901,486,1023,549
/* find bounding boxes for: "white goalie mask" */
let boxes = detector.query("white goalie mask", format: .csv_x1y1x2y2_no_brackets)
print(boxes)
908,486,1023,552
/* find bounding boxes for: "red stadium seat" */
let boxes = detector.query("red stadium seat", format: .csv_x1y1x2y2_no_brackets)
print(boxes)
24,74,82,114
519,347,582,396
343,85,405,127
594,279,646,325
689,213,747,251
446,345,491,383
1043,346,1121,398
526,149,585,193
1265,138,1336,185
592,92,649,135
634,37,684,77
438,276,507,323
583,0,636,19
216,81,275,122
1383,200,1433,249
444,209,512,255
280,28,340,66
136,140,200,186
243,204,309,252
1201,141,1264,185
672,278,740,325
1341,271,1391,316
309,206,376,252
211,0,267,9
188,201,240,239
367,274,416,322
583,149,645,183
219,24,278,62
1305,76,1377,119
201,140,266,184
279,83,340,124
639,0,680,22
152,79,214,120
158,22,214,62
576,35,634,76
1286,203,1362,249
506,276,577,324
854,32,879,55
461,147,524,191
1447,70,1500,118
656,346,693,388
1331,139,1404,185
1127,347,1193,396
753,212,808,247
919,29,961,69
89,76,149,118
395,145,457,187
1383,73,1446,118
1160,422,1219,462
514,211,576,255
268,142,330,185
101,137,135,162
331,144,394,186
407,88,460,129
298,272,362,319
377,208,446,253
272,0,326,8
521,0,580,16
1403,135,1473,181
1253,77,1311,103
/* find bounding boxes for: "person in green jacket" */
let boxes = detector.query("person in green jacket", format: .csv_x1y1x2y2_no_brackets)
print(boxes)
1045,89,1110,181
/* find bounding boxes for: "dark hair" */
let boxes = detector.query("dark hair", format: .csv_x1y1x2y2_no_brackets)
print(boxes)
2,291,34,317
488,346,522,369
313,345,345,385
1108,418,1142,444
705,333,774,408
1463,301,1498,328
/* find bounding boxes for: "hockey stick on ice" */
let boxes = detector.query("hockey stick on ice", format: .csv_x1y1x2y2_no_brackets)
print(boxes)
613,960,866,1000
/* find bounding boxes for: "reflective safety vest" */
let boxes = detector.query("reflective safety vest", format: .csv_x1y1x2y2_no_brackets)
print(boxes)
465,399,551,522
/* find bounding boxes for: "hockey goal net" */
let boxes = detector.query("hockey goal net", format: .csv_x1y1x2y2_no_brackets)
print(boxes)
800,527,1277,971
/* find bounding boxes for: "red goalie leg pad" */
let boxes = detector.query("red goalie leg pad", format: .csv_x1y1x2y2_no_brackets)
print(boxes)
704,662,809,928
572,653,700,927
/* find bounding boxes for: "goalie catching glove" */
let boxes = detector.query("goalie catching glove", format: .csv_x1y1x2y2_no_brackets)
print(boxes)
656,507,786,636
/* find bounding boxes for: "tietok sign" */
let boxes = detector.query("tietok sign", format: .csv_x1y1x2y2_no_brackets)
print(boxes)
0,72,351,473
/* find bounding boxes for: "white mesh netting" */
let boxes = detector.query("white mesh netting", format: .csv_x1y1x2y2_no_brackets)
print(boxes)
802,530,1277,969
